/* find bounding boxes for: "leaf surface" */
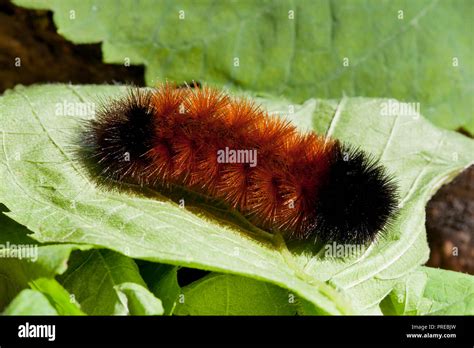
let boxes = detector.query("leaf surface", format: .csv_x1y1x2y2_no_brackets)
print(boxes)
0,84,473,314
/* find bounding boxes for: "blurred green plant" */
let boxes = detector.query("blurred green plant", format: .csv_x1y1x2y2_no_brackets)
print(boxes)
13,0,474,134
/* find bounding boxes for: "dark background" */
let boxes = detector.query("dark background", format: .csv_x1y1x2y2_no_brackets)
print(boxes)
0,0,472,274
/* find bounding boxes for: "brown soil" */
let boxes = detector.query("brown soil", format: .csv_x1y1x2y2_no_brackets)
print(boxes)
426,166,473,273
0,0,143,91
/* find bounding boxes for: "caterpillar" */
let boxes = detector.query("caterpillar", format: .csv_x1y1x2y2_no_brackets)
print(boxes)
77,83,398,245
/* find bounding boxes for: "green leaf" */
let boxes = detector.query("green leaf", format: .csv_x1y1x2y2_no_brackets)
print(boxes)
115,282,164,315
0,84,473,314
0,243,89,310
0,204,38,245
174,273,297,315
29,277,85,315
140,263,180,315
422,267,474,315
3,289,58,315
379,269,432,315
0,205,91,310
381,266,474,315
57,249,152,315
13,0,474,133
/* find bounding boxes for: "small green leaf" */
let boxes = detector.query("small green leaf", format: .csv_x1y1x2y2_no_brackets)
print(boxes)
140,263,180,315
422,267,474,315
29,277,85,315
115,282,164,315
0,205,91,310
3,289,58,315
380,266,474,315
57,249,151,315
380,270,432,315
174,273,297,315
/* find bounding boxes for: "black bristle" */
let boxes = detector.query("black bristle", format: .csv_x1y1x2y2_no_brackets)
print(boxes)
76,88,155,186
311,142,399,245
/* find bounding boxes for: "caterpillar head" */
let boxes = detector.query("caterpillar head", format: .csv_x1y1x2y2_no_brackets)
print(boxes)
77,89,156,185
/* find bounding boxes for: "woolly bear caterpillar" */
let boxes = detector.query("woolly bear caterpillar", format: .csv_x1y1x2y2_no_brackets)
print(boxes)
77,83,398,244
